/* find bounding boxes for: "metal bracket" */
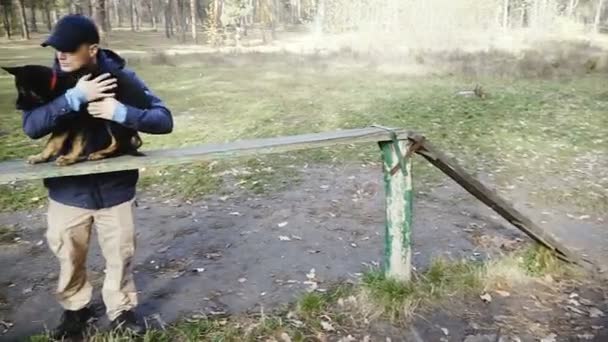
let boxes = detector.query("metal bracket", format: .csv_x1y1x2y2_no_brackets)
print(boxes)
389,136,425,175
372,124,407,176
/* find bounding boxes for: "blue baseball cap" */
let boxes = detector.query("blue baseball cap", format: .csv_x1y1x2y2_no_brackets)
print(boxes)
42,14,100,52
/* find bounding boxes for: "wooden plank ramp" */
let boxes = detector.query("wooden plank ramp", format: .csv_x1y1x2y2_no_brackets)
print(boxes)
0,127,411,184
409,134,594,270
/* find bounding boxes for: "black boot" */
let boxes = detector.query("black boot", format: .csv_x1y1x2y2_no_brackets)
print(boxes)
110,310,145,335
50,307,93,339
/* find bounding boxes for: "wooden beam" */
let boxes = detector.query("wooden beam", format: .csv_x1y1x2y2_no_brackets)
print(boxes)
0,127,412,184
409,134,592,269
380,139,413,281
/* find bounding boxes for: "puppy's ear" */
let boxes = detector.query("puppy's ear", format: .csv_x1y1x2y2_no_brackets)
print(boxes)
1,66,21,76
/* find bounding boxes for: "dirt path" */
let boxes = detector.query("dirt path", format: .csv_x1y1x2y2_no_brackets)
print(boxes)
0,164,606,341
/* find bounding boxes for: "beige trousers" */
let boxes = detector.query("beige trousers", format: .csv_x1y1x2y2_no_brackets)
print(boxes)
46,198,138,321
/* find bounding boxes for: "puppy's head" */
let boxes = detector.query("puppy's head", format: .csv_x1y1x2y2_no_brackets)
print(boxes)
2,65,57,110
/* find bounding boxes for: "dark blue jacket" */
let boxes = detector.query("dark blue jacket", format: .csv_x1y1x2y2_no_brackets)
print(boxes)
22,49,173,209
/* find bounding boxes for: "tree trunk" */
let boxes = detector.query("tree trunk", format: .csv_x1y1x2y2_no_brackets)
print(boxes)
150,0,157,31
129,0,135,31
1,2,11,39
180,0,186,41
70,0,81,14
14,0,29,39
51,6,58,24
43,0,52,31
104,0,111,31
214,0,221,27
164,0,172,38
92,0,106,39
135,1,141,30
30,0,38,32
195,0,205,24
112,0,120,27
174,0,184,41
295,0,301,23
502,0,509,29
189,0,196,41
595,0,605,33
567,0,579,18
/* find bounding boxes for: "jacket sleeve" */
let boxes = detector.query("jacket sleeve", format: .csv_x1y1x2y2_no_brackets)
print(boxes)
116,69,173,134
22,95,77,139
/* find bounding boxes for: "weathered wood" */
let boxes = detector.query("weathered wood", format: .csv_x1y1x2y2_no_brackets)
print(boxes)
409,134,592,269
0,127,411,184
380,139,413,281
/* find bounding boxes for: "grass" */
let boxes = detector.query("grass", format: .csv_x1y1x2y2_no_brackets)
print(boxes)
1,50,606,213
360,260,484,321
25,245,572,342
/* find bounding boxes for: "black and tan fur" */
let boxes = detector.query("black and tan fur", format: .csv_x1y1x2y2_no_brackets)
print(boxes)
3,65,148,166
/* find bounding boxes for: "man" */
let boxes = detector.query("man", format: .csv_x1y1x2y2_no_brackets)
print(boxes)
22,14,173,338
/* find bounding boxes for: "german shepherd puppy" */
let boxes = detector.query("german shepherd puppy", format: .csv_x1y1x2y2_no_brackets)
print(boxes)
3,65,148,166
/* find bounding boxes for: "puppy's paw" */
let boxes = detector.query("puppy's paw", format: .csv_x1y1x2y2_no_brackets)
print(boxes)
87,153,106,161
55,156,77,166
27,154,47,164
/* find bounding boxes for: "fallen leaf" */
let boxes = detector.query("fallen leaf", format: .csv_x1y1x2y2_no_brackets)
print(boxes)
568,299,581,306
35,240,44,247
289,319,304,328
279,236,292,241
441,327,449,336
350,243,358,248
566,306,586,315
280,332,292,342
278,221,288,228
307,249,321,254
306,268,316,280
540,333,557,342
0,320,13,328
0,320,14,334
480,293,492,303
229,212,241,216
303,281,318,292
192,268,206,273
320,321,335,332
577,333,594,340
589,307,605,318
205,252,222,259
238,278,247,283
495,290,511,297
291,235,302,240
569,293,579,299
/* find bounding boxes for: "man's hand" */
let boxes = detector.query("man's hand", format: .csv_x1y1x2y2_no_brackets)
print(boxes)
89,97,122,121
75,73,117,102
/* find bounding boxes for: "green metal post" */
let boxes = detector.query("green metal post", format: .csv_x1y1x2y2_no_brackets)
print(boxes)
379,139,413,281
